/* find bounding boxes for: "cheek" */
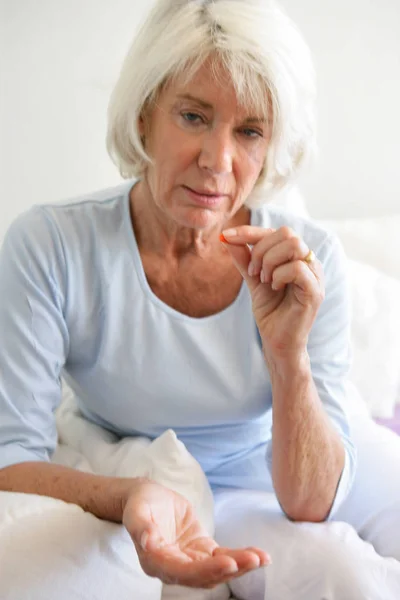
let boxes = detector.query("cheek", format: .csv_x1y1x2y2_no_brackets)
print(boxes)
237,147,266,189
249,141,268,170
151,131,199,178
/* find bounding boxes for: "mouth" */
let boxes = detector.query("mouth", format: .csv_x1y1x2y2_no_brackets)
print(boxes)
182,185,227,207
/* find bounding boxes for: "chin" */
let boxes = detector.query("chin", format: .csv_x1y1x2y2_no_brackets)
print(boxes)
175,206,224,230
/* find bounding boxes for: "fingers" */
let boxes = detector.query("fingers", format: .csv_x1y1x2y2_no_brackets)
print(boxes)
141,547,239,587
222,225,322,292
271,260,324,302
221,226,275,247
219,226,275,291
139,544,271,589
213,546,271,568
259,237,309,284
247,227,308,281
183,536,219,561
205,547,272,589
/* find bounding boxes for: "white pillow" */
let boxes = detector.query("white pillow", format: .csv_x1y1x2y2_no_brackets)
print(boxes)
0,391,226,600
55,389,215,535
0,491,163,600
347,259,400,418
56,391,229,600
320,214,400,282
268,185,310,218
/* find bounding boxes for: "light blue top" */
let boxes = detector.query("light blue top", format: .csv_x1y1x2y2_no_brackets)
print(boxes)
0,181,356,517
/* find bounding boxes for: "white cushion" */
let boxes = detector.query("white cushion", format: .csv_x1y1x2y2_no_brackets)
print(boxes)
269,185,310,218
0,491,163,600
320,214,400,282
55,388,215,536
0,392,228,600
347,259,400,418
318,215,400,416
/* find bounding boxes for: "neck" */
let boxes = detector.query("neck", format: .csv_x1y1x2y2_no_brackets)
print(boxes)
130,180,250,260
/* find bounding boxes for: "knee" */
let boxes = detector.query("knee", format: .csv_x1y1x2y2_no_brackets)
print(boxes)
360,507,400,562
290,521,386,599
229,522,373,600
214,490,399,600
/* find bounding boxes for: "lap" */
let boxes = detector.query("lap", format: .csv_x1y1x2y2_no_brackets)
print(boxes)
1,418,399,600
214,488,400,600
214,416,400,600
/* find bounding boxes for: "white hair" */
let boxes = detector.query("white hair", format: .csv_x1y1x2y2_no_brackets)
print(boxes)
106,0,317,207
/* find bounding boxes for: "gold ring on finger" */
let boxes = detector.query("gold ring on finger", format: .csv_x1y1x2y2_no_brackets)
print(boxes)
303,249,315,264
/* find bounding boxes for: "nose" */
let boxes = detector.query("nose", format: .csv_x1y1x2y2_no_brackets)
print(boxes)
198,127,234,175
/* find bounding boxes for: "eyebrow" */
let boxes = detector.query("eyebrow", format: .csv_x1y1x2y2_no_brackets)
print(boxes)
176,94,267,124
177,93,213,109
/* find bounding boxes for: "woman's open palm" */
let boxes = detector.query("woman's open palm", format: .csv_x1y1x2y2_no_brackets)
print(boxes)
123,479,270,588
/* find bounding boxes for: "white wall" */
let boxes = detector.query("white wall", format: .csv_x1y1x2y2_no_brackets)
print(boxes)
279,0,400,219
1,0,399,242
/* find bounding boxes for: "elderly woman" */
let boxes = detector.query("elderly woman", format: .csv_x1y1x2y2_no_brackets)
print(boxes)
1,0,400,598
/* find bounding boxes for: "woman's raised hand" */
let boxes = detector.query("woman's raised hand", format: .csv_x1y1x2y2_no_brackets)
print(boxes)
221,225,325,359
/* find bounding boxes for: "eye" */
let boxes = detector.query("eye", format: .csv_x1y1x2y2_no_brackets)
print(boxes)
241,128,262,139
181,111,204,124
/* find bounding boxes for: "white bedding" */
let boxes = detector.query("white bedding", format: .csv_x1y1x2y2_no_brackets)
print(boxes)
1,389,400,600
0,390,232,600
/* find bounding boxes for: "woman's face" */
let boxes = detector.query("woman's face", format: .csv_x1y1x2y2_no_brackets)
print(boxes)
140,60,269,231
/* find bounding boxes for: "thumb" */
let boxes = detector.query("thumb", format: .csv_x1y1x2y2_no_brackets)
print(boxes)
123,500,166,552
139,526,166,552
222,240,258,292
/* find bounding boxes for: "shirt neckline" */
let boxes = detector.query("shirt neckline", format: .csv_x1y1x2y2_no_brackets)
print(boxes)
121,181,259,323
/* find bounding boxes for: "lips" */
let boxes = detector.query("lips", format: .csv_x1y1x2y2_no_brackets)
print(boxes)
182,185,227,207
183,185,225,197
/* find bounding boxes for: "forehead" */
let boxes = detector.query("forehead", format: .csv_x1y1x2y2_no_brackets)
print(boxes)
162,58,270,120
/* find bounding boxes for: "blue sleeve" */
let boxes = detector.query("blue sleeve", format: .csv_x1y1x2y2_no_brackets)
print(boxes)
266,233,356,518
0,207,69,470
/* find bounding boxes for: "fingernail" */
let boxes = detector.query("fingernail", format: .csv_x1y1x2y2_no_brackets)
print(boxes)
140,531,149,551
260,270,265,283
221,228,237,238
248,262,255,277
223,564,239,575
263,559,272,567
